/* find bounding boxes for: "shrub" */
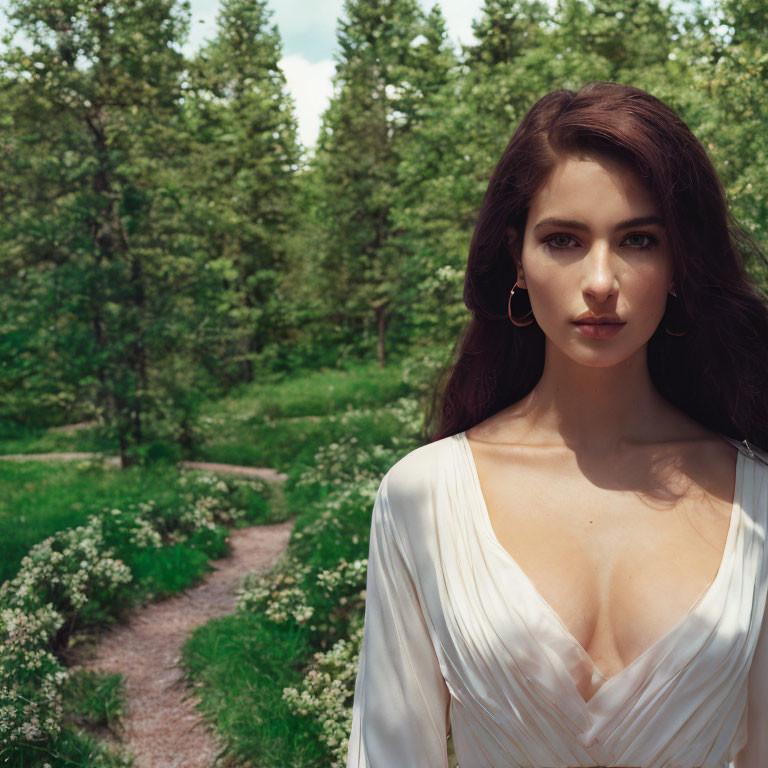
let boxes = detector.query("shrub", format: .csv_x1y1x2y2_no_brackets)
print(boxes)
281,618,365,768
0,604,68,756
0,517,133,643
0,467,258,762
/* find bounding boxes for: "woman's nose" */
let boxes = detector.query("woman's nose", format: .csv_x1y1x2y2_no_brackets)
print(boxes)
581,240,619,299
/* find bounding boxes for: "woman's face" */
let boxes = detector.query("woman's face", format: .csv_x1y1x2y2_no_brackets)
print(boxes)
512,153,674,366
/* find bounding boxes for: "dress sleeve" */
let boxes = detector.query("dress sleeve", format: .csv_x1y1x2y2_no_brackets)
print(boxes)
734,596,768,767
346,472,451,768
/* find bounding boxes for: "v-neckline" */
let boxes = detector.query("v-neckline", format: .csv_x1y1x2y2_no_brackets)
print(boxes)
457,429,744,709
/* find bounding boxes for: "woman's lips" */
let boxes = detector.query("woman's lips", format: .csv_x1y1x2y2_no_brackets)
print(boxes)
572,321,626,339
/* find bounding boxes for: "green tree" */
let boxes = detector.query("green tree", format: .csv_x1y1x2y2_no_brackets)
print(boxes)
0,0,190,464
392,0,554,345
689,0,768,277
183,0,302,384
309,0,454,366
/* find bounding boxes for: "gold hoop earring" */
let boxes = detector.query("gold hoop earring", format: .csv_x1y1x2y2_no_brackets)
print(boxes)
508,282,535,327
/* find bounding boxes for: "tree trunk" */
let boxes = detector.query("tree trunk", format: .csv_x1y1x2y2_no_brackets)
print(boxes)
374,302,389,368
129,250,146,448
87,106,135,467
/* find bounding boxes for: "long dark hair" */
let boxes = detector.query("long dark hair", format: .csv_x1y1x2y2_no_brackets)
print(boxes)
426,81,768,450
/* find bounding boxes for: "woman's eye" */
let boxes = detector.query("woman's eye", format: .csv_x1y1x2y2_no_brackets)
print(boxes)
623,233,657,249
544,233,578,249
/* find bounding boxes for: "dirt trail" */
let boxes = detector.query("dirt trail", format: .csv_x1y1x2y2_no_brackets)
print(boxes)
0,452,287,482
4,442,293,763
70,519,294,768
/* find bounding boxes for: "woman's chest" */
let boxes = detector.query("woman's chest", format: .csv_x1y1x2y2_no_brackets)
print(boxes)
455,435,740,692
484,480,735,679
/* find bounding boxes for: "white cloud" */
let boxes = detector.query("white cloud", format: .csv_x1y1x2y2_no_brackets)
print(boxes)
278,55,335,152
180,0,220,55
268,0,345,63
434,0,480,49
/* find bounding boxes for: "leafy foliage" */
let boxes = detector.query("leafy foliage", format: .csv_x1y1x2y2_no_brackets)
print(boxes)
1,0,766,444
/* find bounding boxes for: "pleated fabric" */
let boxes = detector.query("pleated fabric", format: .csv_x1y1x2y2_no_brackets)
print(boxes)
346,432,768,768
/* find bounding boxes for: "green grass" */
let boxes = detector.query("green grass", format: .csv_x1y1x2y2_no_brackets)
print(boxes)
189,357,409,477
197,407,405,475
6,727,133,768
0,423,115,456
62,669,126,732
200,359,408,422
0,460,193,585
181,612,328,767
125,527,231,601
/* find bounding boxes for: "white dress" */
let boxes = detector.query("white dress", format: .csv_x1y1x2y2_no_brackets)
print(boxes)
345,431,768,768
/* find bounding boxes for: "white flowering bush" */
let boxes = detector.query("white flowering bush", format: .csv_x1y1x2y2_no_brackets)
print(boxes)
238,554,368,633
310,396,423,443
0,514,139,759
315,558,367,599
237,558,314,622
236,573,271,609
157,472,257,542
180,470,265,510
0,516,133,621
294,436,401,493
282,618,365,768
100,503,163,550
238,415,409,639
237,484,373,639
268,408,426,763
175,495,230,536
290,482,379,554
381,396,424,440
0,604,68,754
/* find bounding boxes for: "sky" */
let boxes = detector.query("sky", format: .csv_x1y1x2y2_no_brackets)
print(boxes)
184,0,486,151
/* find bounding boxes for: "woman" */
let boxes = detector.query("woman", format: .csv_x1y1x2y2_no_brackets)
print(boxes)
346,82,768,768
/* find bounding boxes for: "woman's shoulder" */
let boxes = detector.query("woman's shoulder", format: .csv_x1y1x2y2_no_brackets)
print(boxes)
376,435,459,562
382,433,459,507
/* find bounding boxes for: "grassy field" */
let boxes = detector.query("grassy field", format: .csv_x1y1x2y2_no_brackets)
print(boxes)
0,460,195,585
194,361,411,471
0,360,407,582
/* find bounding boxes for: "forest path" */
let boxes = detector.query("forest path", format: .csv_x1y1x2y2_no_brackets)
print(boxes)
5,433,296,764
68,518,294,768
0,452,288,482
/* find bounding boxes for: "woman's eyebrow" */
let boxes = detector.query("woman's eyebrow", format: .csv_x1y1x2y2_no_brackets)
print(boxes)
533,215,665,233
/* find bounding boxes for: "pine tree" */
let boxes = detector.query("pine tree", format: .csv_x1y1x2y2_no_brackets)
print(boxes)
692,0,768,268
391,0,552,345
0,0,190,464
183,0,302,383
310,0,453,366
